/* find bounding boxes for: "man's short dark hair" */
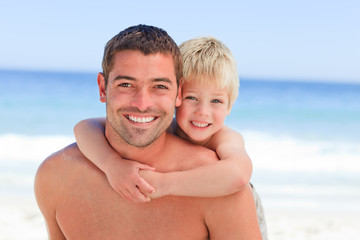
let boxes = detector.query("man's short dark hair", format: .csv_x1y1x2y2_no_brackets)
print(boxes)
102,24,183,87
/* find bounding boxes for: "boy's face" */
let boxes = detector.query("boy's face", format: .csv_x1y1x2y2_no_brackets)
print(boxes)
176,81,230,145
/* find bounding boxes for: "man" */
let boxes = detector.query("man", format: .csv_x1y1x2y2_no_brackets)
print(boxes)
35,24,261,240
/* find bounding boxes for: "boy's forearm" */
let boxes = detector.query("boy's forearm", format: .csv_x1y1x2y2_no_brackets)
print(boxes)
161,160,250,197
74,118,120,172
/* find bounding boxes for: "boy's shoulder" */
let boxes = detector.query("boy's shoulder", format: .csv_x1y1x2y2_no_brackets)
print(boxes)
207,125,245,150
165,134,219,170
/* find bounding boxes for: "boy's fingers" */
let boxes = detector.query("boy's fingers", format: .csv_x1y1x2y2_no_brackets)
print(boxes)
136,177,155,194
122,191,132,202
130,186,150,203
113,185,132,201
137,163,155,171
121,187,138,203
116,189,126,199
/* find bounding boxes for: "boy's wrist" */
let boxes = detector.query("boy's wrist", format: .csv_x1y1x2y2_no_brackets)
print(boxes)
160,172,174,196
153,172,171,198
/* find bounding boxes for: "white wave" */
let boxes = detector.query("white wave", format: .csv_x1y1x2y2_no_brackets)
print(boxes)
242,130,360,173
1,132,359,173
256,183,360,212
0,134,75,163
0,134,75,193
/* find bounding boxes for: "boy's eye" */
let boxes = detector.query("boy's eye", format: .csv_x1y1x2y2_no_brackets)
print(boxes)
211,99,223,103
118,83,132,88
185,96,197,100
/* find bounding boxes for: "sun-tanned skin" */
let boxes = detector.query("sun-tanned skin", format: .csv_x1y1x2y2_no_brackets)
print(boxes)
35,47,261,239
36,139,259,239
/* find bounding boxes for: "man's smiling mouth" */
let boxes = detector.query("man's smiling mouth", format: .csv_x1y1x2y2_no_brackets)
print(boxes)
126,115,157,123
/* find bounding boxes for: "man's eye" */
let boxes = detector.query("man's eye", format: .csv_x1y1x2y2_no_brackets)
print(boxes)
185,96,197,100
211,99,222,103
155,85,168,89
118,83,131,87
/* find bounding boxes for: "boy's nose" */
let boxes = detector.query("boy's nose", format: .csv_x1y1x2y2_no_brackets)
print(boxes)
194,102,209,116
131,88,153,111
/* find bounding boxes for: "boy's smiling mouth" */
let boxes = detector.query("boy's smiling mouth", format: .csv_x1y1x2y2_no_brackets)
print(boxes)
190,121,211,128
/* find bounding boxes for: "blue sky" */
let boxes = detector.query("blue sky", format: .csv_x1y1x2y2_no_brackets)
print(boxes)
1,0,359,83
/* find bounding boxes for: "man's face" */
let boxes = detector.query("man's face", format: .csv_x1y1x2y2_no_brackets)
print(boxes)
98,50,181,147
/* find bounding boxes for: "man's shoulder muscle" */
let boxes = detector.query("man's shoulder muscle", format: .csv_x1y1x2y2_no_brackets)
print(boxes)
36,142,84,177
34,143,91,207
34,143,86,238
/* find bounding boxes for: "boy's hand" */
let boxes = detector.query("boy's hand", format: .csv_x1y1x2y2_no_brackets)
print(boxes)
139,170,167,199
105,157,155,203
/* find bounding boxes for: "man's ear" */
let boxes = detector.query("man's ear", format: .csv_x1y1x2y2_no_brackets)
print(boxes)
175,77,183,107
97,72,106,103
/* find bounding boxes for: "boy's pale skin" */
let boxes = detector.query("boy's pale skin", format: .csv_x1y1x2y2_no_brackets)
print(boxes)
35,50,261,239
75,76,252,202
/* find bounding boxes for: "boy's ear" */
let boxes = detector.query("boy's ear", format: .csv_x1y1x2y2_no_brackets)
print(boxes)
97,72,107,103
175,77,184,107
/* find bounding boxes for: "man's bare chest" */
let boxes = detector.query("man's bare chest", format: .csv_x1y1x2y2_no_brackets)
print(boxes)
56,184,209,240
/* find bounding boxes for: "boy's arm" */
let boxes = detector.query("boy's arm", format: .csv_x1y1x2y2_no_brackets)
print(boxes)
141,126,252,198
208,125,253,189
74,118,155,202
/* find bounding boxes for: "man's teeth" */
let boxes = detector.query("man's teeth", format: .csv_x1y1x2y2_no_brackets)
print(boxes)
128,115,155,123
191,121,210,128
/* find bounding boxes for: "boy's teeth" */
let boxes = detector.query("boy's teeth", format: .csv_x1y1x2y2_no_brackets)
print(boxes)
128,115,155,123
191,121,210,128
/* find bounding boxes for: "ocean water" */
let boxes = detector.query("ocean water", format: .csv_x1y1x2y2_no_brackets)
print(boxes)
1,69,360,212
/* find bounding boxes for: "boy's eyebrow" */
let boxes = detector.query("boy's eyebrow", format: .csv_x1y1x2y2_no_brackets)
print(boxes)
212,92,227,96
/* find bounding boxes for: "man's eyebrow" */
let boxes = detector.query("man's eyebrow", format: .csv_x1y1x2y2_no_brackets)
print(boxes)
153,78,173,85
113,75,136,81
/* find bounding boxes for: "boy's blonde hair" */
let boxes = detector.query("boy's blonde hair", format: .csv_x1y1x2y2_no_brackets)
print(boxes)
179,37,239,108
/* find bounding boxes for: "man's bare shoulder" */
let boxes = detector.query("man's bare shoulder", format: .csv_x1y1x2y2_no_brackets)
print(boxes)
34,143,91,200
36,143,85,174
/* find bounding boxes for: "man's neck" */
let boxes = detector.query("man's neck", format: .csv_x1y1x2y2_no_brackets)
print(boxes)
105,123,167,166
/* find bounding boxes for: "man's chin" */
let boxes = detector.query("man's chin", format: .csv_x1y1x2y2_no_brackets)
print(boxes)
123,134,161,148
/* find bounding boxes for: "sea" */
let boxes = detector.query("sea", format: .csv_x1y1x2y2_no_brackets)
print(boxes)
1,69,360,215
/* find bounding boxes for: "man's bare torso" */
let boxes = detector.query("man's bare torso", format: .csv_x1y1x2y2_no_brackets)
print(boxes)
45,143,213,240
36,135,261,240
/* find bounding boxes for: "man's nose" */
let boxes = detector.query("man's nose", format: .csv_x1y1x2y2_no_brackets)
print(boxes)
131,87,153,111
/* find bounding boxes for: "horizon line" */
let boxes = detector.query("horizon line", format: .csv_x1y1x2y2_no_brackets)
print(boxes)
1,67,359,85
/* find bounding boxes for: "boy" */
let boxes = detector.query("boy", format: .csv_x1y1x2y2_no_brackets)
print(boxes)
75,37,267,237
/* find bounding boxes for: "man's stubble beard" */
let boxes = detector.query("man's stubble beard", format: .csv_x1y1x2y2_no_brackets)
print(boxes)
106,105,175,148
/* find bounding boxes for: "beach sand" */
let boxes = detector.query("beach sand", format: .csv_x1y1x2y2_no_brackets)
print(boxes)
0,195,47,240
265,208,360,240
1,193,360,240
